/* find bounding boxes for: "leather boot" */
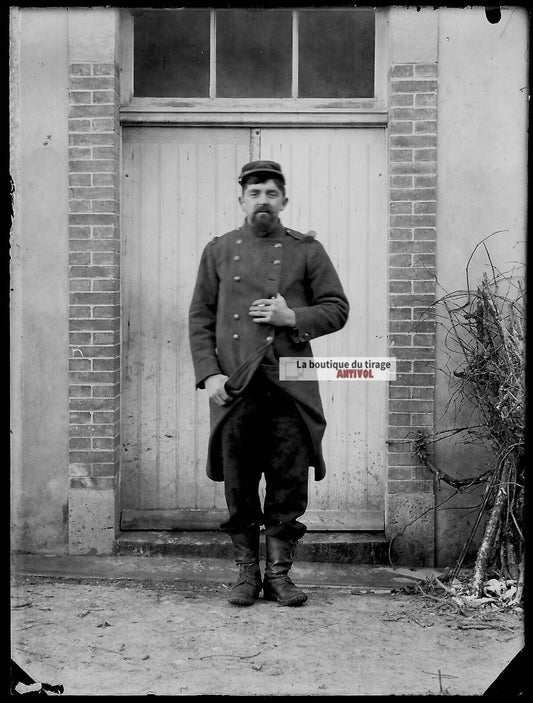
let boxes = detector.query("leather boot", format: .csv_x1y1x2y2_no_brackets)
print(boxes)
263,535,308,606
227,531,262,606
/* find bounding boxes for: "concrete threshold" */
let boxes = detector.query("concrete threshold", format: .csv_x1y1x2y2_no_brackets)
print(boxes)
116,530,391,565
11,554,442,592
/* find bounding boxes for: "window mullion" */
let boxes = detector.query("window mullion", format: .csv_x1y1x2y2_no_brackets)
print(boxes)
292,10,299,99
210,9,216,98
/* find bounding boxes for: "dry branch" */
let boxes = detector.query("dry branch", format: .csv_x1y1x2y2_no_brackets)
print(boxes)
415,238,525,599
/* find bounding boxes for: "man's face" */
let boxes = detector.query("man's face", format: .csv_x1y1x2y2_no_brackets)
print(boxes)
239,179,288,229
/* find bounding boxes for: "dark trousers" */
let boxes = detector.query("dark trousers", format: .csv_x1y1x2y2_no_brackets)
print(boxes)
219,369,311,541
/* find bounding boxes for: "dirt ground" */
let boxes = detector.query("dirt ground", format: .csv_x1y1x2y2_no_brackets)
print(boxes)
11,575,523,697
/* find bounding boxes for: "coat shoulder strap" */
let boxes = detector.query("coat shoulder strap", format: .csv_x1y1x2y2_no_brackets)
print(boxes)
286,228,318,242
207,228,240,247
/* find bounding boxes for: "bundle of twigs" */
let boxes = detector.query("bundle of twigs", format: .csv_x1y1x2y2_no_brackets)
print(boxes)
415,236,525,601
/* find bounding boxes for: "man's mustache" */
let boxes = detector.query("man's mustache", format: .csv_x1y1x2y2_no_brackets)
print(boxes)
253,205,274,214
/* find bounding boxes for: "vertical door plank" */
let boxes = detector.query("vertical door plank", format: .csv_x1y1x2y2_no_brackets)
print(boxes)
121,139,142,509
364,131,388,511
157,142,180,508
137,142,162,509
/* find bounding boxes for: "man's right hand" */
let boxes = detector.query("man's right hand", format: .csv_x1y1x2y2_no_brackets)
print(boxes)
205,374,231,407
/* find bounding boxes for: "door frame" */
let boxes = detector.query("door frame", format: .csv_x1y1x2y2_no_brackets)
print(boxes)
117,8,394,534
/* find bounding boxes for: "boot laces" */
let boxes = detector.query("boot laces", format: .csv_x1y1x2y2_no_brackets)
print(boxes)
235,564,260,587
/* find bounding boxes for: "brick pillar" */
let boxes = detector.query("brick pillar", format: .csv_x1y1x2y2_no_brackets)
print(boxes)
68,62,120,554
386,63,438,565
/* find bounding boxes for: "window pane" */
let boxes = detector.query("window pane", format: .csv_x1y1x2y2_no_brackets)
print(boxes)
134,10,210,98
298,10,375,98
216,10,292,98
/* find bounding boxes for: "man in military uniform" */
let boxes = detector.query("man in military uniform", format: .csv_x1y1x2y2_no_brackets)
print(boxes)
189,161,349,607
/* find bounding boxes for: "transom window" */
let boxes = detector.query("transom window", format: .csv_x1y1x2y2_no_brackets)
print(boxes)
133,8,375,100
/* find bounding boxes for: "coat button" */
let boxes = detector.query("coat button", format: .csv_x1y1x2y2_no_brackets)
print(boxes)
274,243,282,248
233,334,239,340
233,275,241,282
265,336,273,343
234,255,241,261
272,259,281,265
236,239,242,244
233,313,240,320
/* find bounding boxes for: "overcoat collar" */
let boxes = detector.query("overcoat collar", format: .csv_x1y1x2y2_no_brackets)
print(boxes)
240,218,305,240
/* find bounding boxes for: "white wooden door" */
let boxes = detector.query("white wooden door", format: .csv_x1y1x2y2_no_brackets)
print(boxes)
120,126,387,531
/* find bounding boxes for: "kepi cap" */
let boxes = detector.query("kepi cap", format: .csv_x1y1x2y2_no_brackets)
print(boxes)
238,160,285,185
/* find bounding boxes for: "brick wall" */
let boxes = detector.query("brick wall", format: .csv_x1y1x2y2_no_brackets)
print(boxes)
386,63,438,564
68,62,121,553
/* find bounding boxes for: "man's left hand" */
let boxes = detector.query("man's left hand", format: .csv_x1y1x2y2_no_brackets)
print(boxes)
249,293,296,327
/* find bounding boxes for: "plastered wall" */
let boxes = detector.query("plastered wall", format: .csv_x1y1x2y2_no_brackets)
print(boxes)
10,8,70,553
434,7,528,565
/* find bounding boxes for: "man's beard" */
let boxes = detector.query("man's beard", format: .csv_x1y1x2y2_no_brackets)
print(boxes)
251,207,276,233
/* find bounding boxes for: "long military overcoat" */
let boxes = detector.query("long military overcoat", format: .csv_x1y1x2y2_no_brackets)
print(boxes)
188,218,349,482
